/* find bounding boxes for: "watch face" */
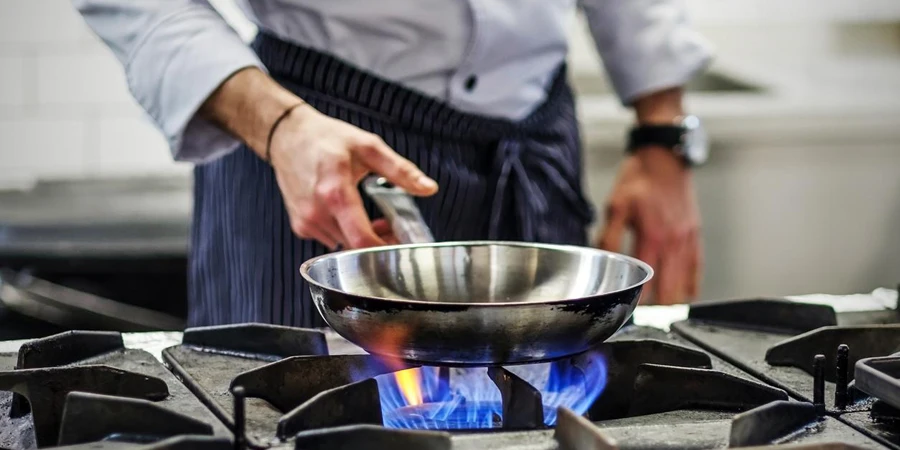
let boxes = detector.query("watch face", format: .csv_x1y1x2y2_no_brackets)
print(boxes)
681,115,709,166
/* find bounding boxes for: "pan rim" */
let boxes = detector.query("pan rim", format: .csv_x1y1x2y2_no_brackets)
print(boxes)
298,240,654,307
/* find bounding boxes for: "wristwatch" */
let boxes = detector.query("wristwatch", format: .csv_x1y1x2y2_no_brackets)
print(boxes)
626,115,709,167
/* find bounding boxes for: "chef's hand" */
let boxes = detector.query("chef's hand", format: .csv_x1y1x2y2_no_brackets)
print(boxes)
594,87,703,304
201,68,437,249
595,148,702,304
268,104,436,249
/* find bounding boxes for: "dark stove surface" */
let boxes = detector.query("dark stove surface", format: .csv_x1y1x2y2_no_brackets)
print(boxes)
0,331,231,449
672,321,830,406
670,297,900,450
2,298,899,450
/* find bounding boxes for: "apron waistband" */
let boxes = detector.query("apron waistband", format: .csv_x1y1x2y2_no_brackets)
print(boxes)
254,31,570,143
252,32,594,241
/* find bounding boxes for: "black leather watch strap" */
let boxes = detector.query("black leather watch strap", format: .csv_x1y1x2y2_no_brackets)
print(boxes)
626,125,686,153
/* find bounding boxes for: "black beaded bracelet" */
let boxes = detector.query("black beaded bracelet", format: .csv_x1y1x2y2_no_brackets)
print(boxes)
265,102,306,163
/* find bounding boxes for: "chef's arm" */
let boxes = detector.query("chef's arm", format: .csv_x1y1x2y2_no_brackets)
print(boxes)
581,0,713,304
73,1,432,249
578,0,713,123
71,0,263,162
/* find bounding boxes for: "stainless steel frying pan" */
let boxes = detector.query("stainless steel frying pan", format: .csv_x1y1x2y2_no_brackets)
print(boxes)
299,177,653,366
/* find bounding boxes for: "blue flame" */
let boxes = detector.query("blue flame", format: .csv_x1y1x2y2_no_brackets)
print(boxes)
374,353,608,429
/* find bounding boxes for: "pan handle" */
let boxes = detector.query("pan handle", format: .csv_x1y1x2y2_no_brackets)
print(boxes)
362,176,435,244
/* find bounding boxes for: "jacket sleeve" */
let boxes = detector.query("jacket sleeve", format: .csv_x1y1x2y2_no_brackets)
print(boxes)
578,0,715,105
72,0,264,162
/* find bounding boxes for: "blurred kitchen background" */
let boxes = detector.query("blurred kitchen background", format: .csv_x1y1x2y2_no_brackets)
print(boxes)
0,1,899,333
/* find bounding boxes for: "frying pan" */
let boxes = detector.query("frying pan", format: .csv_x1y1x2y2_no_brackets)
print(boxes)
299,177,653,366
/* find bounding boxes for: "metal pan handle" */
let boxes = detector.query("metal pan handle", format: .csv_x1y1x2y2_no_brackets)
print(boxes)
362,176,435,244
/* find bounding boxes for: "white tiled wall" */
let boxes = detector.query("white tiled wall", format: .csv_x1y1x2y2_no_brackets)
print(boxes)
1,0,898,190
0,57,25,107
0,0,256,189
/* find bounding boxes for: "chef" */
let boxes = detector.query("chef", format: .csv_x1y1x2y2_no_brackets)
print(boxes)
73,1,713,327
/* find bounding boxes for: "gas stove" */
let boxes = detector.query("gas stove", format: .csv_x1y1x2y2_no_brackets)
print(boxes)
1,293,899,450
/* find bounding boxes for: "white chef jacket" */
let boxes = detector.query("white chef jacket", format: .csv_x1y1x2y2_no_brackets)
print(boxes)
72,0,714,163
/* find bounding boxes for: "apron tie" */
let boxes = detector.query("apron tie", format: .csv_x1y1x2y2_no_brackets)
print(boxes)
488,138,594,241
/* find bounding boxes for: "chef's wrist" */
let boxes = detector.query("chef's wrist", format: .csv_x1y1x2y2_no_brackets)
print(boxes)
631,146,691,182
200,67,306,160
629,86,696,174
632,87,684,125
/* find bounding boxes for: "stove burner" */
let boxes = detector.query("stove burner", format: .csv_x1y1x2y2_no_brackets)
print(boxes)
372,352,608,430
382,401,503,430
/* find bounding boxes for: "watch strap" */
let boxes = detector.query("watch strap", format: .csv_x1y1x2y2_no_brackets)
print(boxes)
626,125,686,153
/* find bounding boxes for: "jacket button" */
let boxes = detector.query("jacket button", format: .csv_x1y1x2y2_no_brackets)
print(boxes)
464,75,478,91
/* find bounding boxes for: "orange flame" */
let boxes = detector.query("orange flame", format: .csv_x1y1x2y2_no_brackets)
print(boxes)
394,368,424,405
368,324,426,406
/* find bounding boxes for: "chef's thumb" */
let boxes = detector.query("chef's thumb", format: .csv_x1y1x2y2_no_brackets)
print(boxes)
356,136,438,196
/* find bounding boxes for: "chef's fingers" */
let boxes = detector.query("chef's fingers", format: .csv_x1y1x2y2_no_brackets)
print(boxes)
313,224,340,250
317,158,385,249
686,229,704,299
288,213,339,250
353,135,438,197
371,218,395,238
596,199,629,253
634,234,659,305
656,238,689,305
317,214,345,251
675,239,692,302
372,218,392,234
372,218,400,245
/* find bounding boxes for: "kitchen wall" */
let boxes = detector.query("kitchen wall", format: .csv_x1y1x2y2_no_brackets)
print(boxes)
0,1,899,298
570,1,900,298
0,0,255,189
1,0,898,184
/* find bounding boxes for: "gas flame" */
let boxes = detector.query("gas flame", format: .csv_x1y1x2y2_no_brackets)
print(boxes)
394,368,423,406
360,323,608,429
374,353,608,429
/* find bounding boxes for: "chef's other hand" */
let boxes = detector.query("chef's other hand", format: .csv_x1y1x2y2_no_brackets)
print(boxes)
595,147,702,305
201,68,437,250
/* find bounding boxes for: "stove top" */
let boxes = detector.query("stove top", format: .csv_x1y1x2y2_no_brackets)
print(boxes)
1,295,899,450
671,297,900,449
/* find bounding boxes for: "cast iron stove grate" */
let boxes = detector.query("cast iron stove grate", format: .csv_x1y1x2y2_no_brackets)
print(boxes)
670,295,900,449
0,321,892,449
157,323,881,449
0,330,230,449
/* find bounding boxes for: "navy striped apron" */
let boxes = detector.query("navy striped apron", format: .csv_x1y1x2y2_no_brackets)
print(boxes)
188,33,595,328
